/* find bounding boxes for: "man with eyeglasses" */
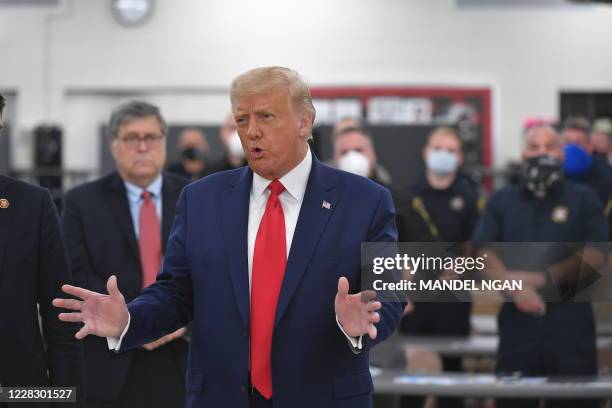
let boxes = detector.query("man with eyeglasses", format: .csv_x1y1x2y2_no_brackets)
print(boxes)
61,101,189,408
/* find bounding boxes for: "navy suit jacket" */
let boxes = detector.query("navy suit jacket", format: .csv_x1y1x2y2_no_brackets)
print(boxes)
62,172,189,402
119,153,404,408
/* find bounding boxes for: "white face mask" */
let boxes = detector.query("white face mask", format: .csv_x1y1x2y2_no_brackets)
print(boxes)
227,131,245,159
426,149,459,176
338,150,370,177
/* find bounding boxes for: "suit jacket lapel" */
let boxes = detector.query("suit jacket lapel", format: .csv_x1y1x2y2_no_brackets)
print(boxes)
275,156,339,327
0,176,14,276
161,173,182,253
106,173,140,261
222,167,252,330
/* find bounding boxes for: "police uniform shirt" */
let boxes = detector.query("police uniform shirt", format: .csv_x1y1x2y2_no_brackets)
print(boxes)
407,177,479,242
473,180,608,386
474,181,607,244
398,176,478,337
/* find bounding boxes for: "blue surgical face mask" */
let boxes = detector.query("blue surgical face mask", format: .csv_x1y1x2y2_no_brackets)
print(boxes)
563,143,593,177
426,150,458,176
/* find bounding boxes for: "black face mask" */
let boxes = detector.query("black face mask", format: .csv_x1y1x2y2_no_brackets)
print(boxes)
181,147,205,161
523,155,563,198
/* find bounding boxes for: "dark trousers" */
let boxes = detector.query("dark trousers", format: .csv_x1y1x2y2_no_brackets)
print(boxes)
86,348,185,408
249,392,273,408
496,303,599,408
496,399,598,408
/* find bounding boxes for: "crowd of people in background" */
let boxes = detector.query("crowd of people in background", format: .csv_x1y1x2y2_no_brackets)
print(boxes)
163,109,612,408
1,89,611,407
167,109,610,408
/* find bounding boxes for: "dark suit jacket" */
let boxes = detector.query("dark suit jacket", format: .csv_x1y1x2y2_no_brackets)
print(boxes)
119,153,405,408
0,175,83,407
62,171,189,402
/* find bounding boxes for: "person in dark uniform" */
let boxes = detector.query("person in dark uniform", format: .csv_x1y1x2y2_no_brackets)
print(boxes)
474,125,608,408
167,127,212,180
591,118,612,166
0,93,84,407
332,125,393,187
398,126,479,408
561,116,612,240
330,125,409,247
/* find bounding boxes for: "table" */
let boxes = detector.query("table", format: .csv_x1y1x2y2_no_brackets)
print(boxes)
471,314,612,336
373,334,612,359
372,369,612,399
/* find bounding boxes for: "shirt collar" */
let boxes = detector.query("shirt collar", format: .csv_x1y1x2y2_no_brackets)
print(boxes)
252,145,312,203
124,173,163,201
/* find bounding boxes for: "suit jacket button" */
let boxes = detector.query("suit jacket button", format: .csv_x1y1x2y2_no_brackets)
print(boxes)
242,331,247,337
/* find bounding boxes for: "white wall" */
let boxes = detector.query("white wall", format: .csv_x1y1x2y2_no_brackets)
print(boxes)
1,0,612,171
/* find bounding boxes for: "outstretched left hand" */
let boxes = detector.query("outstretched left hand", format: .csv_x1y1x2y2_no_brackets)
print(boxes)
335,277,381,339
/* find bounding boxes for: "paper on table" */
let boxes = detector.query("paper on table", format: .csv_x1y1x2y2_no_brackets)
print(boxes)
498,377,547,385
393,375,496,386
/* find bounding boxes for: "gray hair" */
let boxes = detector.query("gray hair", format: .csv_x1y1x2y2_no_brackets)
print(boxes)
332,126,373,146
107,100,167,140
332,117,364,138
562,116,590,135
523,125,561,147
592,118,612,136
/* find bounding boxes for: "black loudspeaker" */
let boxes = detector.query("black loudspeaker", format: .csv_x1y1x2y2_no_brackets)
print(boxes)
34,125,63,207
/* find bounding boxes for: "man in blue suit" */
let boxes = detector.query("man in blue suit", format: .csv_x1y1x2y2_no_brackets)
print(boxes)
53,66,404,408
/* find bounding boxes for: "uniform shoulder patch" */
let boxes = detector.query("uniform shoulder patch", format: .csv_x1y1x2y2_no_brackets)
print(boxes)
551,206,569,224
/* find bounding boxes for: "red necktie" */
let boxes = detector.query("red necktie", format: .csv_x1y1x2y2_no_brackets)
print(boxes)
139,191,162,289
250,179,286,399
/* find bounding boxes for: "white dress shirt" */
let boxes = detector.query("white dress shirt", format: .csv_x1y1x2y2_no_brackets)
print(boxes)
124,174,163,239
247,145,311,291
109,146,362,350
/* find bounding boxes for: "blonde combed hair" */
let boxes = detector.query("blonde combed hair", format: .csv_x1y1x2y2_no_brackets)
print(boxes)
230,66,316,125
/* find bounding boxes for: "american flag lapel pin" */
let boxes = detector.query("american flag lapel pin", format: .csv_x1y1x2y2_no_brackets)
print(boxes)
322,200,331,210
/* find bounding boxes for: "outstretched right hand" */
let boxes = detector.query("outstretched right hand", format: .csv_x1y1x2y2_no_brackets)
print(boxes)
52,275,129,339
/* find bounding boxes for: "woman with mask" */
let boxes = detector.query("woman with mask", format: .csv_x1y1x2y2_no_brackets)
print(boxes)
398,126,479,408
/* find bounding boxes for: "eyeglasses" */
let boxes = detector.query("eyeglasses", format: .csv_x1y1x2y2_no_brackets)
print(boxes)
117,133,164,149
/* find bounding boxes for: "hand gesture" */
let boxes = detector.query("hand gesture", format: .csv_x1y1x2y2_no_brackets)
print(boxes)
335,277,381,339
52,275,129,339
